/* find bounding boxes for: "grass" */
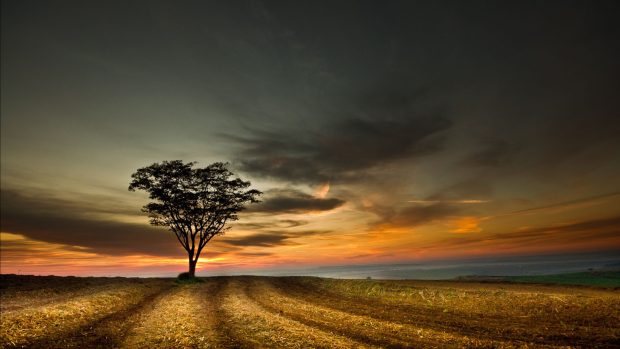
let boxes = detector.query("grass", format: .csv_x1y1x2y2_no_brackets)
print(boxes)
505,270,620,287
175,277,205,284
1,274,619,348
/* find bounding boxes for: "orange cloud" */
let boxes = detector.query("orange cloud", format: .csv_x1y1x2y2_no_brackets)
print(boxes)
449,217,484,233
0,232,229,276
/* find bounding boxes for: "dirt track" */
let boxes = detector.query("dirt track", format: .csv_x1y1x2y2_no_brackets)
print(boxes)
1,276,619,348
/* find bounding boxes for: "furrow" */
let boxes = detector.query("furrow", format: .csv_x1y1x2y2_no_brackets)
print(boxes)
196,277,240,348
275,278,612,347
1,279,149,312
218,277,374,349
249,278,525,349
0,281,173,348
121,281,224,349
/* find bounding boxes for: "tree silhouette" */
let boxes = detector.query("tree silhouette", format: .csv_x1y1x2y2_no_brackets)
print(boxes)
129,160,261,278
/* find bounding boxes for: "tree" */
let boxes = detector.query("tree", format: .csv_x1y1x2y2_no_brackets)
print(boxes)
129,160,261,278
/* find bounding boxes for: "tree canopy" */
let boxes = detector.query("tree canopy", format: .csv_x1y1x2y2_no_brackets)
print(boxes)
129,160,261,277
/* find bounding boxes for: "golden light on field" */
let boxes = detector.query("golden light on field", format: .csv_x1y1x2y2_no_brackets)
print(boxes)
2,275,619,347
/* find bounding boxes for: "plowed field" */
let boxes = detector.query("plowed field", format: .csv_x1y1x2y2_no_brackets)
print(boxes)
1,275,618,348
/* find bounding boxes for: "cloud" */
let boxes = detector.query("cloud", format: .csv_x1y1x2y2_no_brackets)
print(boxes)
314,182,330,199
449,216,484,234
430,215,620,252
432,178,495,201
220,229,329,247
508,216,620,238
390,203,459,227
237,252,274,257
463,138,520,167
373,203,461,228
233,112,451,184
233,219,309,230
249,188,345,214
221,233,291,247
0,189,183,257
347,253,394,259
500,192,620,217
408,200,489,204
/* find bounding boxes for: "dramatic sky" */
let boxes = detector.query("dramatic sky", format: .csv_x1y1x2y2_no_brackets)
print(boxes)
2,0,619,276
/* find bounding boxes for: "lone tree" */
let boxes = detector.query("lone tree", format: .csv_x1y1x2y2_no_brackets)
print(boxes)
129,160,261,278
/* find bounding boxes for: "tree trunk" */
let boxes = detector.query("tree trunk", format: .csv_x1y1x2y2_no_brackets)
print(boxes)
188,259,197,278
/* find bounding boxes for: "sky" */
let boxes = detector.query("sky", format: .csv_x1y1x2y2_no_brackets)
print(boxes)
1,0,619,277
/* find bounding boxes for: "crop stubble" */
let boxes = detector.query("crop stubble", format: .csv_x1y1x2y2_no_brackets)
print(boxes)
1,275,618,348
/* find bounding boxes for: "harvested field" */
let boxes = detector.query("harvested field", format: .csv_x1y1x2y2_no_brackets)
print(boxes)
1,275,618,348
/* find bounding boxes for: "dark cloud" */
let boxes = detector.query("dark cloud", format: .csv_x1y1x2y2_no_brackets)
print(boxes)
430,215,620,252
431,178,494,201
463,138,520,167
371,203,460,229
221,233,291,247
220,230,330,247
0,189,141,218
506,215,620,238
1,189,181,257
503,192,620,217
233,219,308,230
234,113,451,184
250,188,345,213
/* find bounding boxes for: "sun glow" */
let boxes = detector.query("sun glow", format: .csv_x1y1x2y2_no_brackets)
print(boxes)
314,182,330,199
449,217,484,233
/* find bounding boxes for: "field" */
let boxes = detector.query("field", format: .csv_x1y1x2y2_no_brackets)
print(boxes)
1,275,619,348
505,271,620,287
